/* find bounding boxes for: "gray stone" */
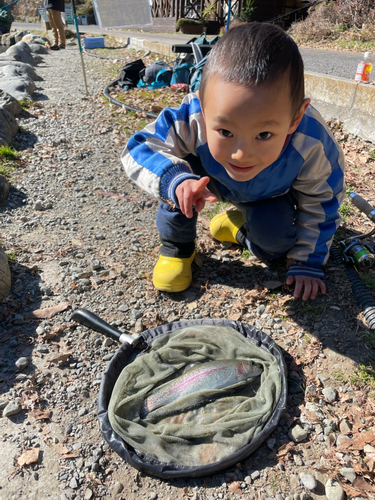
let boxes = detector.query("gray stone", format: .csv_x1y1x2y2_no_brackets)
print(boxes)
299,472,317,491
84,489,93,500
0,246,11,300
0,61,40,81
0,108,19,146
0,174,9,205
0,398,9,409
34,200,44,211
16,357,28,370
250,470,260,480
3,400,22,417
27,43,49,55
256,304,266,315
322,387,338,402
113,481,124,494
0,89,22,116
0,74,36,101
69,477,78,489
14,31,29,43
339,467,356,482
1,43,36,66
289,425,308,443
325,478,345,500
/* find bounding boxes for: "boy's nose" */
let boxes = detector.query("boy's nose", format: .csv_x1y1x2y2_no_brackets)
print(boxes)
231,147,253,163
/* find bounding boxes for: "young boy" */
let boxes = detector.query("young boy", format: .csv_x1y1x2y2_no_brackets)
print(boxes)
122,23,345,301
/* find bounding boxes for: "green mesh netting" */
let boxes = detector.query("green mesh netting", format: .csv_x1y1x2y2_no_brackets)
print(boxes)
108,325,281,467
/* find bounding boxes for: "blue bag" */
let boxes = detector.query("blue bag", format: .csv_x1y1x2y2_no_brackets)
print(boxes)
171,62,194,85
189,55,208,92
137,67,173,89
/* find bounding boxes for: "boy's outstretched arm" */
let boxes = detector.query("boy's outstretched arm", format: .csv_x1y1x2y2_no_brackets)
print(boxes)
175,177,217,218
286,274,326,301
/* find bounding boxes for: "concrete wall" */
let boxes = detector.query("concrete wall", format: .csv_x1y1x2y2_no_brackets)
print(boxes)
303,72,375,144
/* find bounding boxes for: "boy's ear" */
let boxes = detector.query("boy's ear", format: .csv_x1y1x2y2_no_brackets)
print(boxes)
288,98,311,134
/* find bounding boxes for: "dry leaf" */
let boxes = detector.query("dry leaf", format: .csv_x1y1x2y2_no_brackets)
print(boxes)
47,351,73,364
17,448,40,467
228,481,242,495
29,409,51,421
29,302,70,319
352,477,375,492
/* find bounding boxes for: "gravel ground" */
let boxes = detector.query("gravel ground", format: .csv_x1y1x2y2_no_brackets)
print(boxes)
1,44,375,500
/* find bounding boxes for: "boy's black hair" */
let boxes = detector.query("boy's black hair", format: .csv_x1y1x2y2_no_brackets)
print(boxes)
199,22,305,119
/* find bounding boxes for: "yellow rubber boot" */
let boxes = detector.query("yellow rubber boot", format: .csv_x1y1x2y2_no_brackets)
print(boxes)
153,251,196,292
210,210,245,244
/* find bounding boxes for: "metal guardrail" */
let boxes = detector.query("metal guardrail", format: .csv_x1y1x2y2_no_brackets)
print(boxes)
265,0,324,24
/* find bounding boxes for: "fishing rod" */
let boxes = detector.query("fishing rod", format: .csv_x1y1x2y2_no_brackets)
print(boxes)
71,0,89,96
0,0,19,9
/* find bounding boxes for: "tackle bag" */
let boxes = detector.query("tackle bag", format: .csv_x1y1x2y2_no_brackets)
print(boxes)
118,59,146,90
170,62,194,85
139,61,172,84
189,54,208,92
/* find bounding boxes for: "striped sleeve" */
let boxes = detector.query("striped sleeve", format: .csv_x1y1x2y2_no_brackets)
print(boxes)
121,94,204,202
286,107,346,278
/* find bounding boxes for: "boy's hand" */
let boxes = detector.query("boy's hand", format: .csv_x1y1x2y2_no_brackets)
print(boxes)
286,274,326,301
176,176,217,218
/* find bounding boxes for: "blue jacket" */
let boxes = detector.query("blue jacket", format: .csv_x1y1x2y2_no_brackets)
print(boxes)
122,93,346,278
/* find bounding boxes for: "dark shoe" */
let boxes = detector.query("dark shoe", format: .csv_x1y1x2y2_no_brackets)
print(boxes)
59,45,65,49
50,45,60,51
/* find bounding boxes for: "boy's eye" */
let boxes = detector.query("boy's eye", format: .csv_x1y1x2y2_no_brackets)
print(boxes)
219,129,233,138
257,132,272,140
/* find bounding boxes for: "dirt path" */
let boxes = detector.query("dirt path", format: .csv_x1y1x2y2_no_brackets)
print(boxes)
1,41,375,500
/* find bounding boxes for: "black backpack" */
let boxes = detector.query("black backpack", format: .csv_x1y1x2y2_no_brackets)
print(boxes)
118,59,146,90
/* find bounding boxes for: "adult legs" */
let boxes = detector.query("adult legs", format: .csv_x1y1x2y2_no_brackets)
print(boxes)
47,9,66,48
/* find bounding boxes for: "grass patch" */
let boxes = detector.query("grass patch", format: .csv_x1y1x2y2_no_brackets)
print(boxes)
0,145,17,160
0,146,21,179
19,100,33,109
204,201,231,220
333,361,375,394
242,249,253,260
5,250,17,261
339,200,354,222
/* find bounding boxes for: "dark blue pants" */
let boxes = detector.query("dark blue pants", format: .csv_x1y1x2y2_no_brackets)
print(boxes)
156,156,297,260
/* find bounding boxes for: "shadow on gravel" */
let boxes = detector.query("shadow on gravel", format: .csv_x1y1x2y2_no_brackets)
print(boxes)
186,254,370,368
12,127,39,151
0,260,42,397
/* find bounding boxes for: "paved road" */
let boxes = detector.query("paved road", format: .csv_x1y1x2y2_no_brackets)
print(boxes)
13,21,361,80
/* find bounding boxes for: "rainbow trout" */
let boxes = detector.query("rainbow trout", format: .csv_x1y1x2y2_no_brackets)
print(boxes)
140,359,262,419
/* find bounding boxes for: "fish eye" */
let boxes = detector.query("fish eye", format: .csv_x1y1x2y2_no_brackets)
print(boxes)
257,131,272,140
219,129,233,138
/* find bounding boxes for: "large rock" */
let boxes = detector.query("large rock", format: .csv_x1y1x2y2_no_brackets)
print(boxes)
0,174,9,205
0,44,36,66
0,108,19,146
14,31,30,43
0,246,11,300
27,43,49,55
0,74,36,101
0,61,41,81
0,89,22,116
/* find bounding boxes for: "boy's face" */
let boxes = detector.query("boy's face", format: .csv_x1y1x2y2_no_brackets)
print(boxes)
201,78,310,182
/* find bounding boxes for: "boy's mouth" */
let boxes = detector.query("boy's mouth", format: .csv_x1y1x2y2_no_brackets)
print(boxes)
228,163,256,172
